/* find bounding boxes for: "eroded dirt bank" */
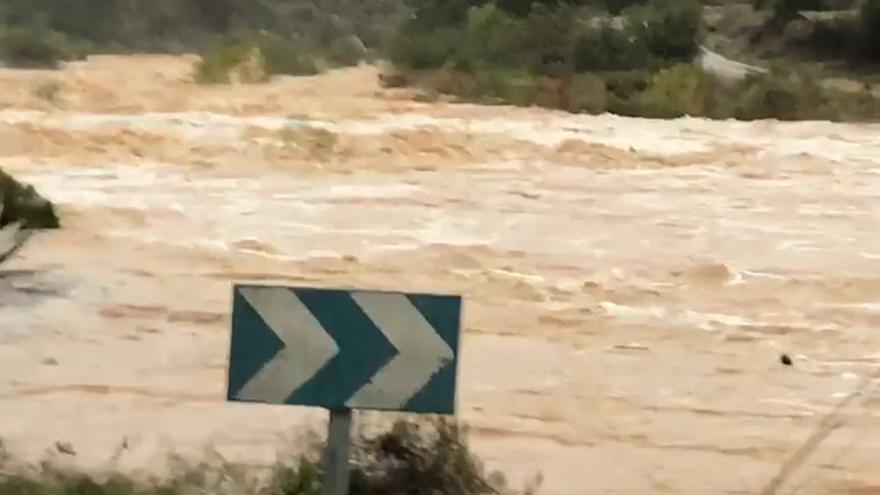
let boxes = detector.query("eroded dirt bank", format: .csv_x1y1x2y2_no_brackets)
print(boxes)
1,55,880,495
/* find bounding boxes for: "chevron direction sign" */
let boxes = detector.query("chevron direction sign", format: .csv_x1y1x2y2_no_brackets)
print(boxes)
226,284,462,415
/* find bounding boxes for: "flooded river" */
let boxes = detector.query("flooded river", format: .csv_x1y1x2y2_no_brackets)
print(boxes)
1,56,879,494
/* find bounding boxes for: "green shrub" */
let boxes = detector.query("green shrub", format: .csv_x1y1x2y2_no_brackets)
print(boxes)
637,64,718,118
351,417,507,495
0,418,521,495
605,0,650,14
519,4,577,76
0,0,407,57
461,4,526,70
469,69,513,101
629,0,703,61
725,69,838,120
495,0,545,16
471,68,539,105
602,70,651,97
390,0,701,84
388,26,462,70
257,36,320,76
396,2,577,75
263,458,323,495
423,64,470,95
397,56,880,121
386,0,880,122
195,34,322,84
571,26,604,71
0,28,73,69
404,0,486,28
569,73,609,113
501,72,540,106
327,35,369,66
573,23,653,71
195,41,256,84
0,0,125,44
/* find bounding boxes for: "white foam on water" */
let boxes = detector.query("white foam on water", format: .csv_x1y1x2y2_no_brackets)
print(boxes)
296,183,423,200
599,302,666,322
678,310,755,330
487,269,547,286
737,269,791,281
412,216,496,247
599,302,759,331
775,240,827,252
798,205,874,217
724,269,746,286
129,237,232,252
818,303,880,313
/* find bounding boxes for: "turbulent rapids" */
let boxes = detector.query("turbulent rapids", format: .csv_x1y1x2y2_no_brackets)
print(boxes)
0,55,879,495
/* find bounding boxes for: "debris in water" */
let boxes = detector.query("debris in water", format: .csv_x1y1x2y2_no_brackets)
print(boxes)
55,441,76,456
612,343,651,352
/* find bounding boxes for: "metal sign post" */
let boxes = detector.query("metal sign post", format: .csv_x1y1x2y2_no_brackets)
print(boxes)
226,284,463,494
322,409,353,495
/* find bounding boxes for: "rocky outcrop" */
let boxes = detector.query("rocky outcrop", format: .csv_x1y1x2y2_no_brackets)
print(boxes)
0,168,60,230
0,168,59,263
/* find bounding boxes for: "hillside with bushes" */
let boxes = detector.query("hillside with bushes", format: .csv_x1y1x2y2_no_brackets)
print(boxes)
1,0,879,120
384,0,880,120
0,0,405,74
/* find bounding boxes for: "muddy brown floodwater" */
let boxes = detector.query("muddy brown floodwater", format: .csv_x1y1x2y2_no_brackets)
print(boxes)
1,55,880,495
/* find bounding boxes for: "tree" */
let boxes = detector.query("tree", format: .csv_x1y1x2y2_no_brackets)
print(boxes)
631,0,703,61
404,0,486,26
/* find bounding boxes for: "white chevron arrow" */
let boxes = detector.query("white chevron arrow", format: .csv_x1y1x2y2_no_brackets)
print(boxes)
234,287,339,403
346,292,454,408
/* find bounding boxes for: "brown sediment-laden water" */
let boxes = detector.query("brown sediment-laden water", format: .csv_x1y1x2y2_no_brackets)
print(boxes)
1,55,879,494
